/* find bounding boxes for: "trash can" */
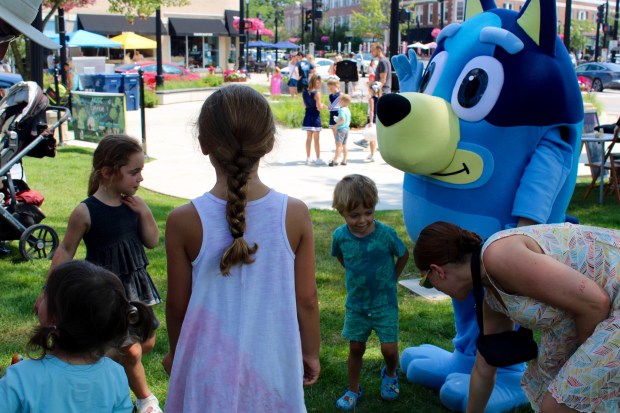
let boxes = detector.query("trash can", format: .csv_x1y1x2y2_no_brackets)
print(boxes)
92,73,122,93
121,73,140,111
79,74,95,92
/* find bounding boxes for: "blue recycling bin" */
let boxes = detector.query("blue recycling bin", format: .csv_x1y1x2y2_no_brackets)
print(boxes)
92,73,122,93
121,73,140,111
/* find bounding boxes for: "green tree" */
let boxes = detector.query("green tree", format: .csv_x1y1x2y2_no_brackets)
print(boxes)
568,19,595,56
350,0,389,41
108,0,190,23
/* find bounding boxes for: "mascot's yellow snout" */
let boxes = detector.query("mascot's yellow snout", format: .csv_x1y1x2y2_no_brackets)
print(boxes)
376,93,484,186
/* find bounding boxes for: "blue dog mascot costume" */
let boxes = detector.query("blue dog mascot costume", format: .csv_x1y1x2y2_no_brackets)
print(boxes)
376,0,583,411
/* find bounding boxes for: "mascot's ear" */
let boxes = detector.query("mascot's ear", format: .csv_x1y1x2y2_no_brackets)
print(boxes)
517,0,557,55
464,0,497,21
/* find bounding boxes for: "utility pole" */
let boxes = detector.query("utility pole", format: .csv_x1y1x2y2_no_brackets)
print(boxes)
389,0,399,57
311,0,316,48
239,0,245,70
439,0,444,29
563,0,572,51
155,8,164,87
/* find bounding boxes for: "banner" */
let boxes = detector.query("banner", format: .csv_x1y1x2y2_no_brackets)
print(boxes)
72,91,125,143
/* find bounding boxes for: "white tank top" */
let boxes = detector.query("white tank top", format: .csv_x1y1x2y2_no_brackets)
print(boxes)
165,189,306,412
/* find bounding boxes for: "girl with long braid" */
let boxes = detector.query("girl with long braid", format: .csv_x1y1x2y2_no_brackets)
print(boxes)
163,85,321,412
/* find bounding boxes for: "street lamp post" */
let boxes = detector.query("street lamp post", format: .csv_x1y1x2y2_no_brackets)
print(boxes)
246,0,250,65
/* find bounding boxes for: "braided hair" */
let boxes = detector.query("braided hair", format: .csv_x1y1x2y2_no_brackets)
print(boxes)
413,221,482,272
196,85,275,275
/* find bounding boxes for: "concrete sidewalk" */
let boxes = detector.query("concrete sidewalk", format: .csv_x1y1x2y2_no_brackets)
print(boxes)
63,74,599,210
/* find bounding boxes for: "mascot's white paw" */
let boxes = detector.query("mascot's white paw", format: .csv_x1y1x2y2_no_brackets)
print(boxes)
440,370,528,413
401,345,475,389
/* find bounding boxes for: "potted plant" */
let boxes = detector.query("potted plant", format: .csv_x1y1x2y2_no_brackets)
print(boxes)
227,57,235,70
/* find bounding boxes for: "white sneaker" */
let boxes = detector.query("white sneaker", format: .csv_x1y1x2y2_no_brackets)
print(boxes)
136,394,163,413
306,157,313,165
315,158,326,166
365,155,374,162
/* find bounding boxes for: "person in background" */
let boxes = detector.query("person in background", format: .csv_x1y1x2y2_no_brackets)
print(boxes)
330,93,351,167
371,43,391,95
265,54,274,81
302,74,325,165
327,78,341,141
133,51,144,63
64,61,82,92
287,53,300,98
271,66,282,96
295,52,316,94
124,52,132,65
331,174,409,411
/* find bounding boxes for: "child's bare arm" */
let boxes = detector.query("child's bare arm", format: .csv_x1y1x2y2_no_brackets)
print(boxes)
163,204,198,375
368,98,375,126
394,249,409,278
49,203,90,276
315,91,324,110
287,197,321,386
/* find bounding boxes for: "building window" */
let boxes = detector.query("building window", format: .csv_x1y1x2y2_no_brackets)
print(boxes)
456,1,465,21
428,3,434,24
577,10,587,21
503,3,514,10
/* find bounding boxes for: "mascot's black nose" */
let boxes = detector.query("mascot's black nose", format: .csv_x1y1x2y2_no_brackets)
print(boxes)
377,94,412,127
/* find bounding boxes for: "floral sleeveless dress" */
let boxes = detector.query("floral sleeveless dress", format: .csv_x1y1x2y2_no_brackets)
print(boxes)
481,223,620,412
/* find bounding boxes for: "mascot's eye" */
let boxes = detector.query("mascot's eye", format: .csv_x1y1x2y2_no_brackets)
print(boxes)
419,51,447,95
451,56,504,122
457,69,487,107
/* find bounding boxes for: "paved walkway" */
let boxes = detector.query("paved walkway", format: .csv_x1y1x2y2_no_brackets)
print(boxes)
63,73,603,210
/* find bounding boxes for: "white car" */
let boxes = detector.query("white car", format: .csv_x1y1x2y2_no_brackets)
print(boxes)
280,57,333,79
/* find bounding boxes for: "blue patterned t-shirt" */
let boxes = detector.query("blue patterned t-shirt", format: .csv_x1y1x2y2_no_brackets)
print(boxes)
331,220,407,312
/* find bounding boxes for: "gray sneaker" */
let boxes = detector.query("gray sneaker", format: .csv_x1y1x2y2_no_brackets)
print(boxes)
315,158,326,166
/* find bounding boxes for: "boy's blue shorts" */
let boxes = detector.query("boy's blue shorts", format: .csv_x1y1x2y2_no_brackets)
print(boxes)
342,306,399,343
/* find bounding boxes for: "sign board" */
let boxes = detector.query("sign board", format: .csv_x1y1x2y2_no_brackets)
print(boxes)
72,91,126,143
193,33,214,37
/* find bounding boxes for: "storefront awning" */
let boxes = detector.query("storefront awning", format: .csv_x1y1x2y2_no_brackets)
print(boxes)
225,10,239,37
168,17,228,37
76,14,167,36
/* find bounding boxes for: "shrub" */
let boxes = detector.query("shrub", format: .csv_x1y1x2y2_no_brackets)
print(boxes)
143,89,159,108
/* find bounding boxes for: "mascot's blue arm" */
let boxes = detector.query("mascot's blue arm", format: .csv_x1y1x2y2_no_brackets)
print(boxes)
512,128,575,225
392,50,423,92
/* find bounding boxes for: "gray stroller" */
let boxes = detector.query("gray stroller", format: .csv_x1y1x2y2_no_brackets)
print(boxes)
0,81,70,260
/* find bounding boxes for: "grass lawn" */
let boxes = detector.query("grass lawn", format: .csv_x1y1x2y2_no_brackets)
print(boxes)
1,146,618,412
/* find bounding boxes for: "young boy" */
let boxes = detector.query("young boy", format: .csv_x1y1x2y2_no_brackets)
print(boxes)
330,94,351,167
327,78,341,140
331,174,409,411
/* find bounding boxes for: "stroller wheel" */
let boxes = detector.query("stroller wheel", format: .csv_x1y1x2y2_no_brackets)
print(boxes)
19,224,59,260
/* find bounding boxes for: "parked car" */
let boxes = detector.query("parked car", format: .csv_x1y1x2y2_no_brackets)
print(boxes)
115,62,200,84
575,62,620,92
354,53,372,75
280,57,333,79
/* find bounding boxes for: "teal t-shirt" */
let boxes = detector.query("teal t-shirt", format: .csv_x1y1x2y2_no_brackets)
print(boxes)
331,220,407,312
337,107,351,130
0,355,133,412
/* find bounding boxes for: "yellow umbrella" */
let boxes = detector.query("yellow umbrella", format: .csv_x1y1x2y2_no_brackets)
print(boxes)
110,32,157,49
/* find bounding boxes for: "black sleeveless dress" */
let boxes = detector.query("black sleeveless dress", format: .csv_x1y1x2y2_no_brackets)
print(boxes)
82,196,161,305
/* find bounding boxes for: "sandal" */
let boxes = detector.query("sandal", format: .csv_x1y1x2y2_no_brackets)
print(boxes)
380,367,400,401
329,160,339,167
341,161,347,166
336,386,362,411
